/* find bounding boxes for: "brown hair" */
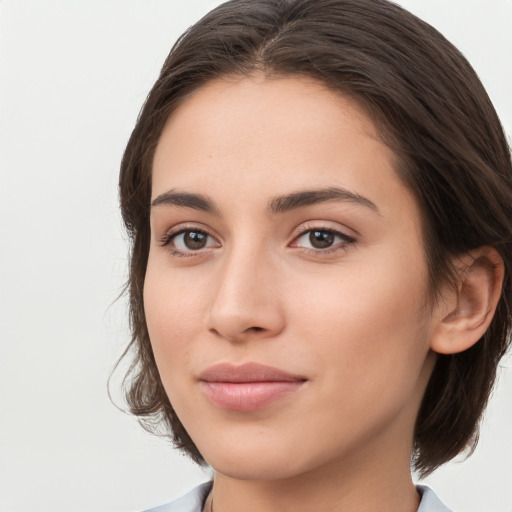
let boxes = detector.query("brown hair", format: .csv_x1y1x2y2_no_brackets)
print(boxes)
118,0,512,477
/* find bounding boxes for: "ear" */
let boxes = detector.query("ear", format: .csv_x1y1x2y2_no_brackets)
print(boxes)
430,246,504,355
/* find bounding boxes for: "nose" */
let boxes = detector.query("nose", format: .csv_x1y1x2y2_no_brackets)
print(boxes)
206,244,285,343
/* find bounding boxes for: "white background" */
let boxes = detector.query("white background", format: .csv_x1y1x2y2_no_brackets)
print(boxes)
0,1,511,511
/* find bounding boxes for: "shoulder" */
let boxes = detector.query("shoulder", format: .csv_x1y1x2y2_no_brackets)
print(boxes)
141,481,213,512
417,485,454,512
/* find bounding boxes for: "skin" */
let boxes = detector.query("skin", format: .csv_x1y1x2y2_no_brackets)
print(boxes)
144,75,455,512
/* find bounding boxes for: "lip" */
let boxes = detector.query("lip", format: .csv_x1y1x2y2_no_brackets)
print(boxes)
198,362,307,411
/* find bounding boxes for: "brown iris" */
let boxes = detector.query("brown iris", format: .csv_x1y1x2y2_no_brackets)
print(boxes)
309,230,335,249
183,231,208,250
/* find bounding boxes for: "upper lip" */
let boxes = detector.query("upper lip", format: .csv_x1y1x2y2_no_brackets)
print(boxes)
198,362,307,383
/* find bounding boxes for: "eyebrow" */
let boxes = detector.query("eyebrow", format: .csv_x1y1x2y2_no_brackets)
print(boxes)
150,186,379,215
268,187,379,214
151,190,219,213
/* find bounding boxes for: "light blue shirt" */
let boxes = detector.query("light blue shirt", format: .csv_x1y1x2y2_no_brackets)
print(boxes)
143,481,453,511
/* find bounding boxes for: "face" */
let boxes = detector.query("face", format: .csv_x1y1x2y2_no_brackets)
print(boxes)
145,75,438,481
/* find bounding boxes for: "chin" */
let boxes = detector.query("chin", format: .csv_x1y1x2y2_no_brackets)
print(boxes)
209,457,303,482
196,436,307,481
198,433,342,484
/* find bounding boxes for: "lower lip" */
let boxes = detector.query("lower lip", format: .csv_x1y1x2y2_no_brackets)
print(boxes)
199,381,304,411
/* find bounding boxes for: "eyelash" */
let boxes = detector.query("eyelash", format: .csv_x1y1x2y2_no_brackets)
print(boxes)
159,224,356,258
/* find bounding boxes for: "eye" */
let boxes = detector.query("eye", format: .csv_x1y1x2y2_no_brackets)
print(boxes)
291,227,355,252
160,227,220,256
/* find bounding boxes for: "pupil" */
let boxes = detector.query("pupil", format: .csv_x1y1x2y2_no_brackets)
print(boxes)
185,231,207,250
310,230,334,249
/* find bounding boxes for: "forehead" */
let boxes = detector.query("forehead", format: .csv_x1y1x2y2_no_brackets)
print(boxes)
151,75,419,227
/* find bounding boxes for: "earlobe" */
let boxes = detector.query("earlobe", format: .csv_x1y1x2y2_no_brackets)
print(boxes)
430,247,504,355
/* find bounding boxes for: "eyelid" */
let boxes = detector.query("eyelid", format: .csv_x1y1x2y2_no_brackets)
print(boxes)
160,222,219,241
290,221,356,241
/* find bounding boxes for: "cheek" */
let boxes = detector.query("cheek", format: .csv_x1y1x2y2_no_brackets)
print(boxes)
143,259,206,379
290,245,431,397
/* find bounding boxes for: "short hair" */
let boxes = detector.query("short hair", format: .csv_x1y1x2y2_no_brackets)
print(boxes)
118,0,512,477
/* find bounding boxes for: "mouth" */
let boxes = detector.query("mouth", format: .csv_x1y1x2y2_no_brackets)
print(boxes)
198,362,307,411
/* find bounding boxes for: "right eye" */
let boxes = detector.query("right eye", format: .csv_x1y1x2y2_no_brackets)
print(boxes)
160,228,221,256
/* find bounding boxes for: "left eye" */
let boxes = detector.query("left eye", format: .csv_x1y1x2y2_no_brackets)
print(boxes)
293,229,354,250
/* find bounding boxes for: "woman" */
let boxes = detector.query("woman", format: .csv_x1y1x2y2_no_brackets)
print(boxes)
118,0,512,510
